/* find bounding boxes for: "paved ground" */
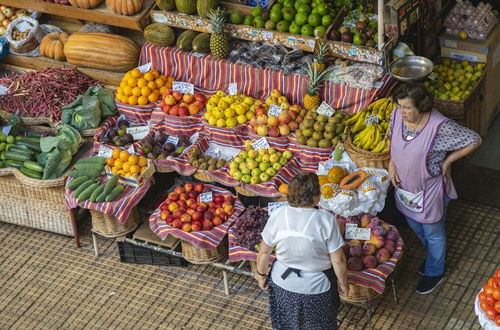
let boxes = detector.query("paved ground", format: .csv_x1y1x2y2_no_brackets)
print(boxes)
0,200,498,329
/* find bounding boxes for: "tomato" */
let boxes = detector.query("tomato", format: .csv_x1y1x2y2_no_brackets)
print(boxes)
485,305,496,320
488,278,499,289
478,291,488,303
481,301,489,311
496,314,500,326
485,285,495,296
495,301,500,314
495,269,500,280
485,294,496,306
493,288,500,300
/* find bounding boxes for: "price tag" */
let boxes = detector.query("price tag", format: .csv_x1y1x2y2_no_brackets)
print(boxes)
97,145,113,158
261,31,274,40
428,72,438,81
172,81,195,95
189,131,199,144
1,125,12,136
365,114,380,125
152,13,169,24
268,201,288,215
16,21,31,33
126,126,150,140
0,85,8,95
268,104,283,117
252,137,270,151
166,136,179,146
127,145,135,155
316,102,335,117
137,62,152,73
228,83,238,96
191,52,206,58
206,149,221,159
345,225,371,240
199,192,213,202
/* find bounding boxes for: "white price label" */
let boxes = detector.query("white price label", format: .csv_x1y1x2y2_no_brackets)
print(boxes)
443,39,458,48
126,126,150,140
316,102,335,117
152,13,169,24
206,149,221,159
345,225,371,240
428,72,438,81
189,132,199,144
16,21,31,33
252,137,270,151
365,114,379,125
166,136,179,147
228,83,238,96
199,192,213,202
172,81,195,95
0,85,8,95
137,62,152,73
261,31,274,40
127,145,135,155
1,125,12,136
97,145,113,158
268,201,288,215
268,105,283,117
191,52,206,58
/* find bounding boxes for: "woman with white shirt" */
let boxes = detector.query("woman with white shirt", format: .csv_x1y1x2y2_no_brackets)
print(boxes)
255,172,349,329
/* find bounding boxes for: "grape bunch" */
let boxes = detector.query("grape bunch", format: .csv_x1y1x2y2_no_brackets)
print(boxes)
232,205,268,251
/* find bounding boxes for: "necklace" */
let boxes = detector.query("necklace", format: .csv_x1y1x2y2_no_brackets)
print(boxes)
405,113,427,131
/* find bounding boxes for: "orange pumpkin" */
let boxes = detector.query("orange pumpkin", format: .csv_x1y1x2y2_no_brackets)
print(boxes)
106,0,144,15
40,32,68,61
68,0,102,9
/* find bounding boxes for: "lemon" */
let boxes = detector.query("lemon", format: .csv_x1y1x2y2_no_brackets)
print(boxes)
216,118,226,127
208,116,217,126
226,117,237,127
216,90,225,97
224,108,235,118
211,95,221,104
218,100,229,110
223,95,234,104
235,104,246,115
213,107,224,119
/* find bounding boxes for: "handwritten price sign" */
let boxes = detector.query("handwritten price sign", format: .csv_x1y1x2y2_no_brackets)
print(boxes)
345,224,371,240
199,192,213,202
126,126,150,140
268,105,283,117
252,137,270,151
228,83,238,96
268,201,288,215
166,136,179,147
365,114,380,125
316,102,335,117
172,81,195,95
137,62,151,73
97,145,113,158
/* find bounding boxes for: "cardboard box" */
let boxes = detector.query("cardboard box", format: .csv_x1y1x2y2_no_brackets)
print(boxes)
440,23,500,136
105,159,155,188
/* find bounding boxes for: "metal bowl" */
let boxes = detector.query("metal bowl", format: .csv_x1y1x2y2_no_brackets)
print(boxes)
389,56,434,82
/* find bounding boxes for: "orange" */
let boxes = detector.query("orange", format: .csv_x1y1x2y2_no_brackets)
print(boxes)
138,156,147,167
128,155,139,165
116,87,123,95
114,159,124,170
138,96,149,106
165,78,173,89
123,86,133,96
112,148,121,159
127,78,138,87
127,95,138,105
155,78,165,89
148,93,158,103
132,87,142,97
116,92,124,101
111,167,119,175
147,81,156,90
151,70,160,78
119,81,127,89
122,162,131,172
137,78,147,88
141,87,152,97
118,169,126,176
130,69,142,79
106,158,115,166
122,72,131,81
124,172,132,178
159,86,167,95
130,164,140,175
144,72,154,82
119,150,130,162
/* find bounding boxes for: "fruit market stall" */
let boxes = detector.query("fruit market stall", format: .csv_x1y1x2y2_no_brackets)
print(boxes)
475,268,500,328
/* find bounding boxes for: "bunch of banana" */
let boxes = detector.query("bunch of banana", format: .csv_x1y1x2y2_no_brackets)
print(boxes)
366,97,398,121
352,124,390,153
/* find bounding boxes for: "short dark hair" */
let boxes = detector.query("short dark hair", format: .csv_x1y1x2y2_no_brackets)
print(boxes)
287,172,320,208
392,83,433,113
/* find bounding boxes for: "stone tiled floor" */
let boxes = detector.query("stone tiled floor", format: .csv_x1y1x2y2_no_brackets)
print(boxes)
0,200,498,329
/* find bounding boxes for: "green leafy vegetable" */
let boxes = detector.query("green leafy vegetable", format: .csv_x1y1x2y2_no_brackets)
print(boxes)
42,149,62,179
40,136,69,153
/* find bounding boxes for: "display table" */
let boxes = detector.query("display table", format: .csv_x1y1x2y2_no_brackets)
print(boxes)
139,43,397,113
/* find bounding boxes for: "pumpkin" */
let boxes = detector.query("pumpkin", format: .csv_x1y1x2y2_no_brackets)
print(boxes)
64,32,140,72
327,166,347,184
106,0,144,15
40,32,68,61
156,0,175,10
197,0,218,18
339,170,368,190
68,0,102,9
175,0,196,14
144,23,176,46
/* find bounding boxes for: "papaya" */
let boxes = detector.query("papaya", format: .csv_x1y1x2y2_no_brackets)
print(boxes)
144,23,176,46
176,30,199,51
339,170,368,190
192,33,211,53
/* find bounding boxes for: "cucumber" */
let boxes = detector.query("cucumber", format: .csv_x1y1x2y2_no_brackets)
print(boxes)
69,169,102,178
67,176,90,190
96,189,107,203
76,156,106,164
73,180,94,197
5,159,24,169
20,167,42,179
90,184,106,203
15,140,41,152
17,137,40,143
4,147,32,158
104,175,119,195
73,162,104,171
28,131,44,138
77,183,99,201
105,185,125,202
23,160,43,173
4,151,32,162
6,144,30,152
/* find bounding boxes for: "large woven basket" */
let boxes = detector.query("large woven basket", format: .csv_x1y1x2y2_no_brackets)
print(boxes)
235,185,260,197
250,261,273,280
344,137,390,169
90,207,141,238
193,170,213,183
181,237,228,264
341,282,380,303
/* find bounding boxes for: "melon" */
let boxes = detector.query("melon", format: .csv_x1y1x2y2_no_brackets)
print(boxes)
144,23,176,46
175,0,196,14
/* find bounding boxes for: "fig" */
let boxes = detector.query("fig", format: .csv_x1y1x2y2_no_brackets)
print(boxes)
164,143,176,152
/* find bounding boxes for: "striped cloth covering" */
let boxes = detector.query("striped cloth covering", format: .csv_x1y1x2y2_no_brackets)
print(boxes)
228,226,276,263
138,43,397,113
150,107,204,136
116,100,157,123
64,175,152,224
91,116,141,155
149,184,245,249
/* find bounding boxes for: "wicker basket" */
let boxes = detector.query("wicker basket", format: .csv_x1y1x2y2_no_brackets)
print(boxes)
181,237,228,264
193,170,213,183
235,185,260,197
250,261,272,280
341,282,380,303
90,207,141,238
344,137,390,169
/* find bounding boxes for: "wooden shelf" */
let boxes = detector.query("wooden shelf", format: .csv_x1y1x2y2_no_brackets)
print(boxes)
2,0,155,31
150,10,384,65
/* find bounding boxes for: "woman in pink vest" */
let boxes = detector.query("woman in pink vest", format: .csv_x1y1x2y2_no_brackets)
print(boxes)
389,83,481,294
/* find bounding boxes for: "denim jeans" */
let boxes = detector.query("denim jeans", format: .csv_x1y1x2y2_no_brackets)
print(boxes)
405,196,450,277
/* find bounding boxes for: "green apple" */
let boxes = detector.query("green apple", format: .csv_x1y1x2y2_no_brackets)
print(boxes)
253,16,266,28
250,176,261,185
259,162,271,171
269,153,280,163
233,171,243,181
248,150,258,159
262,154,270,163
279,157,288,165
273,163,282,171
268,147,277,154
247,159,258,170
258,148,267,156
239,151,248,159
251,168,262,177
289,22,302,34
230,162,239,170
283,150,293,159
230,11,244,24
251,6,263,17
301,24,314,36
259,173,270,182
270,10,283,23
255,155,263,163
308,13,321,27
242,174,252,184
243,15,253,26
266,167,277,177
295,12,308,26
239,162,248,171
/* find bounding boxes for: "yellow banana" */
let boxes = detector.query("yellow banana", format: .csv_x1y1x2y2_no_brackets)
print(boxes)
383,139,391,153
372,139,386,153
345,110,364,126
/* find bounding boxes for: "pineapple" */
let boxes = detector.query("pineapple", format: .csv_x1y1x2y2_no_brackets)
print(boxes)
207,8,230,59
311,41,330,73
304,61,332,111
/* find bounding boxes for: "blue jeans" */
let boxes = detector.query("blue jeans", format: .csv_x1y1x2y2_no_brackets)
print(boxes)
405,197,450,277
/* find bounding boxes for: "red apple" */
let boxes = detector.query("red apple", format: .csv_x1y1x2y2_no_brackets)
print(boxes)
194,182,205,193
179,193,188,201
213,195,225,205
180,213,192,223
172,219,182,228
192,101,204,111
160,203,169,211
186,208,195,216
164,95,176,106
179,102,189,108
218,212,228,221
278,112,292,125
196,203,207,213
165,215,174,225
208,207,216,214
256,125,268,136
192,211,203,222
288,109,298,120
194,93,207,103
224,195,235,204
162,104,172,114
178,106,189,117
184,183,194,193
160,210,169,220
188,191,198,200
181,223,192,232
223,204,235,215
190,203,198,210
207,201,216,209
168,192,179,201
267,115,279,127
174,186,185,195
188,104,199,115
279,125,290,136
255,104,267,116
168,202,179,213
295,115,304,124
203,211,214,221
256,115,268,125
288,121,299,131
191,221,202,231
202,220,213,231
213,216,223,226
169,105,179,116
215,207,224,216
177,200,187,209
172,91,183,102
183,93,194,104
268,127,280,137
164,89,173,96
186,198,196,207
173,209,184,219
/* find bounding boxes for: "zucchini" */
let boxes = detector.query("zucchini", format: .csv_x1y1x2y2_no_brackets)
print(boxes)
69,169,102,178
17,137,40,143
90,184,106,203
5,159,24,169
4,151,32,162
16,140,41,152
73,162,104,171
67,176,90,190
104,175,119,195
96,189,108,203
20,167,42,179
75,156,106,164
6,144,30,152
23,160,44,173
73,180,94,197
77,183,99,201
105,185,125,202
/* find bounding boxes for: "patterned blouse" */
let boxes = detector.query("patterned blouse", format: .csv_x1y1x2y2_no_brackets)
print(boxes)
389,110,480,176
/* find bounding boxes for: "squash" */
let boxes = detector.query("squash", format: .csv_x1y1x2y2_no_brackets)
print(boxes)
327,166,347,184
339,170,368,190
197,0,218,18
156,0,175,10
68,0,102,9
39,32,68,62
106,0,144,15
175,0,196,14
176,30,199,51
144,23,176,46
64,32,140,72
192,32,211,53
